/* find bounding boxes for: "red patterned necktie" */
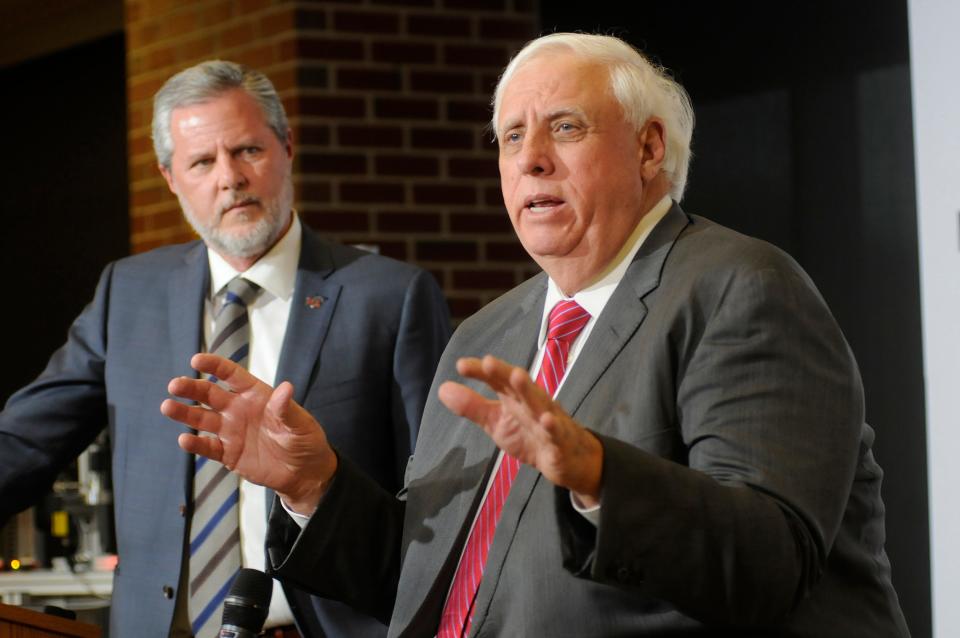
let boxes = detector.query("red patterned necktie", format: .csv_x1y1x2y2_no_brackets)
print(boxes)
437,299,591,638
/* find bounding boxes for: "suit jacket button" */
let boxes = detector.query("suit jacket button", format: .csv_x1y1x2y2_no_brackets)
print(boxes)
616,566,631,583
162,585,174,599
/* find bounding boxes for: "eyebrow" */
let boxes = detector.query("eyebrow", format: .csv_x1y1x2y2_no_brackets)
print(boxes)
498,106,589,136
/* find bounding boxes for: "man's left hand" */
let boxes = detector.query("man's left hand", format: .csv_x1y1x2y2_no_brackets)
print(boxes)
438,355,604,507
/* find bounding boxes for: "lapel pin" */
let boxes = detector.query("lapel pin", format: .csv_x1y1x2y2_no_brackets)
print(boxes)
305,295,325,309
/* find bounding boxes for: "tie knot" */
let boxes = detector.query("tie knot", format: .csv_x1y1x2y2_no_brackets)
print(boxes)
546,299,591,344
221,277,260,310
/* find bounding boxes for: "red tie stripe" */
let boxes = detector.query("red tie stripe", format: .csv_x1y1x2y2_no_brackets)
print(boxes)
437,299,591,638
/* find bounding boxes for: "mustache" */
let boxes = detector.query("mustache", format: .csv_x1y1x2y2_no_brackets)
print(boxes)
217,194,261,217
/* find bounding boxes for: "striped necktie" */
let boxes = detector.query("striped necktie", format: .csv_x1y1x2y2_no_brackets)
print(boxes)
437,299,591,638
188,276,260,637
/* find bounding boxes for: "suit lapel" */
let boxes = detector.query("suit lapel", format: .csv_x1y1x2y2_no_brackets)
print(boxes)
557,204,691,419
469,206,692,629
165,241,208,503
167,242,208,379
274,227,340,402
393,277,547,635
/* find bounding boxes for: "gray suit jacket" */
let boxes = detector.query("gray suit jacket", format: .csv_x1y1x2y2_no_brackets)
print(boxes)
267,205,909,637
0,225,451,637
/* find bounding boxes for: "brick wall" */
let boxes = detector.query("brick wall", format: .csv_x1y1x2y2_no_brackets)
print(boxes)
125,0,539,321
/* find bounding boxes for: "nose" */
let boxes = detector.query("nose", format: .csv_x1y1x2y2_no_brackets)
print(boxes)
216,155,248,190
517,129,555,176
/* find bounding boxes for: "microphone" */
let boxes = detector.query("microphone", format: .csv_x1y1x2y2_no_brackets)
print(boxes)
218,568,274,638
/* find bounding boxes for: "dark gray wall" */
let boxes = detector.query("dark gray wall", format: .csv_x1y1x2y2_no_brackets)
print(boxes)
0,34,129,403
543,2,929,636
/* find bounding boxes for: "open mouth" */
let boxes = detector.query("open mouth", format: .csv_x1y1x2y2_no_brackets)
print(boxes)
524,195,564,213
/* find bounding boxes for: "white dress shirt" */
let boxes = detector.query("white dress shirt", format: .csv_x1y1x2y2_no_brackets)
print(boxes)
205,214,302,628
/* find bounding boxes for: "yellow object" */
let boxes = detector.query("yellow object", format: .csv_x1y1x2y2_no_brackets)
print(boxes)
10,559,21,570
51,510,69,537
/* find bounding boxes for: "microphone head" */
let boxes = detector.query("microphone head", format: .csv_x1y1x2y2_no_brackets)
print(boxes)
222,568,273,632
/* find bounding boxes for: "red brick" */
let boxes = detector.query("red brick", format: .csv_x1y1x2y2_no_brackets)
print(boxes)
377,211,443,232
375,98,439,120
447,99,491,123
448,157,499,179
221,21,255,48
411,128,473,149
238,0,270,13
132,185,168,207
297,124,332,146
338,124,403,147
485,186,505,206
448,296,483,319
407,14,471,37
260,10,296,37
410,70,473,94
232,44,277,68
486,240,528,262
337,68,403,91
443,0,505,8
179,35,216,62
479,16,535,41
297,65,328,88
299,182,333,202
371,41,436,64
375,155,440,177
443,43,508,67
371,0,434,6
199,1,233,26
340,182,405,203
297,37,365,61
449,212,512,233
129,134,153,157
300,152,367,174
334,10,401,34
293,7,327,29
301,209,371,232
453,269,516,290
413,184,476,205
300,95,367,118
417,240,478,262
129,75,164,103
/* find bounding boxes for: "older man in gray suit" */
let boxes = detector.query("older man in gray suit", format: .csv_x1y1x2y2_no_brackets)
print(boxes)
0,61,450,637
164,34,910,636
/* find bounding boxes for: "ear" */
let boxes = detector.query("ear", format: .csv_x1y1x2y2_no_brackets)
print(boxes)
637,117,666,183
159,164,177,195
284,128,294,161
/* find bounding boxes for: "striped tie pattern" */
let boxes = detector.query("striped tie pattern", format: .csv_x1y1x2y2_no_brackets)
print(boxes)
188,276,260,637
437,299,591,638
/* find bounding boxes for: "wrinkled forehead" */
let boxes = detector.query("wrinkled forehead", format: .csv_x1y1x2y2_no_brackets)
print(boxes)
496,53,615,129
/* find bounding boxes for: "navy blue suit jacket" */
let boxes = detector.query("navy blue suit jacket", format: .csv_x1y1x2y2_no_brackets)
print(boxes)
0,224,451,637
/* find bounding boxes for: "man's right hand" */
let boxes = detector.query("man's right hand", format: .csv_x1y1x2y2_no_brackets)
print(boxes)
160,353,337,516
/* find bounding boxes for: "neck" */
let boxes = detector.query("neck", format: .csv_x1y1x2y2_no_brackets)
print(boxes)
215,214,294,273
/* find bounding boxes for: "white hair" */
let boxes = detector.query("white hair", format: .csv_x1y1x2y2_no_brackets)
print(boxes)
492,33,695,201
152,60,289,170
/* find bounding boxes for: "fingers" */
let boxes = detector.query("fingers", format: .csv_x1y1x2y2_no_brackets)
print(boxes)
177,432,223,462
166,376,234,412
457,355,529,396
161,398,223,435
438,381,501,426
190,353,261,393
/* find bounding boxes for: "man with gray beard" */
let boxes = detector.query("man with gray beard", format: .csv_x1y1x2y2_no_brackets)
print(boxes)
0,61,451,638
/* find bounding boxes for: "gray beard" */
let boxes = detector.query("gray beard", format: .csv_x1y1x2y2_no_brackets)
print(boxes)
179,177,293,261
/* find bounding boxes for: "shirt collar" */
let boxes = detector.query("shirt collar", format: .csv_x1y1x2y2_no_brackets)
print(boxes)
540,195,673,342
207,213,302,302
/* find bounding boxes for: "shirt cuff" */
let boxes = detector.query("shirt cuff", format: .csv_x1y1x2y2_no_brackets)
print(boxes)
280,499,312,529
570,492,601,526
